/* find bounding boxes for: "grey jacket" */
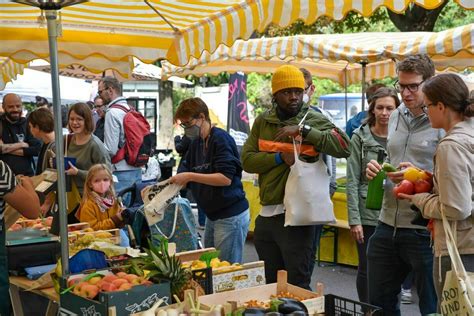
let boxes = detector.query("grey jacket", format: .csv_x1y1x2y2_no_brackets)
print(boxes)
347,124,386,226
412,118,474,257
104,97,140,171
379,104,444,229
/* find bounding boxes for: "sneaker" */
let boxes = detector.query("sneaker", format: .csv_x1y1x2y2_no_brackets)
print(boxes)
401,288,413,304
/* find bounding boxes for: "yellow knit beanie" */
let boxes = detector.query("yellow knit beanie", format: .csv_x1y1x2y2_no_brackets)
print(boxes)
272,65,305,95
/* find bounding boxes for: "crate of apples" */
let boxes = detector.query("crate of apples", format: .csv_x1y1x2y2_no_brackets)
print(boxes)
393,167,433,198
69,272,152,300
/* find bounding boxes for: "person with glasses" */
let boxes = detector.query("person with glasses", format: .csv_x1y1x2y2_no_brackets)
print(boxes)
170,97,250,264
398,73,474,313
97,77,142,204
93,96,105,142
241,65,350,289
365,54,443,315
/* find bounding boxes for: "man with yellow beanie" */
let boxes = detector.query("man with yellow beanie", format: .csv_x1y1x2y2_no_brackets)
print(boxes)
242,65,350,289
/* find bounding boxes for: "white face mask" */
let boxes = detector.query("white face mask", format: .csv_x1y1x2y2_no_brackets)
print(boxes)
302,94,310,104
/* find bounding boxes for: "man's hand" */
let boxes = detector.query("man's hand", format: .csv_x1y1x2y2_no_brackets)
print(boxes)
280,152,295,166
274,125,300,141
366,160,382,180
350,224,364,244
386,162,416,184
169,172,193,186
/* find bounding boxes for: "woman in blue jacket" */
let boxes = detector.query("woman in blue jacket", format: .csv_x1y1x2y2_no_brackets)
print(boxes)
170,97,250,263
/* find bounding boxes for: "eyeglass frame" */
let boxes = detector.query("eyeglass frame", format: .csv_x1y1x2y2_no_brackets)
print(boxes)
179,117,198,129
394,80,425,93
98,86,109,96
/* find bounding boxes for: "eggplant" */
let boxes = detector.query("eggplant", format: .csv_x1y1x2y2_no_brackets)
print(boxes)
276,298,308,314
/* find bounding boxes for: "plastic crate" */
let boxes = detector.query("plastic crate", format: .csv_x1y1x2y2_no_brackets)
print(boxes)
192,266,213,294
324,294,382,315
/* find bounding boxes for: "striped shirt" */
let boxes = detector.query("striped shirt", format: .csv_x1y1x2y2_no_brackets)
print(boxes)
0,161,16,222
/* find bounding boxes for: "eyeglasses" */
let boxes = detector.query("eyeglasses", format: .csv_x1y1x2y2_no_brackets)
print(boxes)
280,89,304,97
394,80,424,93
179,118,196,128
98,87,108,95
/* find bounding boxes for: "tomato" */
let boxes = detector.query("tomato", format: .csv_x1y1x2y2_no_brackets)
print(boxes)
414,179,432,193
393,180,415,198
420,170,433,185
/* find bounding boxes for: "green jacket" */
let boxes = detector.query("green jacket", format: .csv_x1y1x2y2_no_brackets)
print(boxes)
346,124,385,226
241,105,350,206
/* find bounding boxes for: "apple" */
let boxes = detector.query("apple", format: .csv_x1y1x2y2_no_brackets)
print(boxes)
100,282,118,292
115,272,127,278
123,274,139,283
140,280,153,286
112,278,129,287
80,284,100,299
102,275,118,283
393,180,415,198
68,278,81,288
87,276,102,285
9,223,22,231
118,283,133,291
131,277,143,285
414,179,432,193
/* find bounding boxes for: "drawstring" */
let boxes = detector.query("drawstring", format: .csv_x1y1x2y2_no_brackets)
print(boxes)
438,255,442,283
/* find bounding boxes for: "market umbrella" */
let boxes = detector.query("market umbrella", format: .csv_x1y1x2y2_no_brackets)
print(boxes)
0,56,25,90
1,0,472,278
162,23,474,84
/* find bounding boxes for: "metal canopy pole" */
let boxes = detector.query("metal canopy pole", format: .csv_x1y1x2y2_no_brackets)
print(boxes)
360,61,368,111
46,9,69,277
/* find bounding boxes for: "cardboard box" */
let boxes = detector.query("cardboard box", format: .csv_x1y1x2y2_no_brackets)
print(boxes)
60,272,171,316
212,261,265,293
198,270,324,315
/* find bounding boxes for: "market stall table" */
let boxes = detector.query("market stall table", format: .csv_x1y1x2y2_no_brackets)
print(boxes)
9,275,58,316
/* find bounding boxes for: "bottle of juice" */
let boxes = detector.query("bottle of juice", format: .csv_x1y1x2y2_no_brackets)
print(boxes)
366,150,386,210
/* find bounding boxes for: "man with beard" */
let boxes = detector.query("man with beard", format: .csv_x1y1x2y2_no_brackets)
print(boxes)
241,65,350,289
93,95,105,142
0,94,41,176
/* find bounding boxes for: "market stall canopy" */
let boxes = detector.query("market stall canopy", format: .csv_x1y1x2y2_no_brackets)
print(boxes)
0,56,25,90
161,23,474,85
1,0,472,72
29,59,194,85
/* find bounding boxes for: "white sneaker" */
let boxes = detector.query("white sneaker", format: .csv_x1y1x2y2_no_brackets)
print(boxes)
401,288,413,304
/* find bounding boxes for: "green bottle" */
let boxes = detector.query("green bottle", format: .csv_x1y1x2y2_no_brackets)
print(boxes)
366,150,386,210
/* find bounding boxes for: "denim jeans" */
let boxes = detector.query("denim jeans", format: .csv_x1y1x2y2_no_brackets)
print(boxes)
367,222,437,315
204,209,249,264
113,169,142,206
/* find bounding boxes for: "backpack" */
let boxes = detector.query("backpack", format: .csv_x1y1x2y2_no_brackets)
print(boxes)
110,104,154,167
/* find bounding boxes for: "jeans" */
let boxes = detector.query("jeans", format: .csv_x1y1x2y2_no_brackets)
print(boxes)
197,205,206,227
367,222,437,315
204,209,249,264
309,224,323,274
254,214,316,290
355,225,376,304
113,169,142,206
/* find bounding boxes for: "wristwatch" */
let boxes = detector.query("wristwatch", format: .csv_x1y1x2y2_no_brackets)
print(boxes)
299,124,311,138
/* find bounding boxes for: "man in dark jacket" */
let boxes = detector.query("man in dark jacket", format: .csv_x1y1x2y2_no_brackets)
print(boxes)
0,94,41,176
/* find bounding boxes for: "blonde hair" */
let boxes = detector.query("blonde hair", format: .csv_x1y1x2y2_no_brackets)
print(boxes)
82,164,115,203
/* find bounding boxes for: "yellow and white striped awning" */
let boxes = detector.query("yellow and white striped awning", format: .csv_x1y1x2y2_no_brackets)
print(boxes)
0,0,472,73
0,57,25,90
161,23,474,85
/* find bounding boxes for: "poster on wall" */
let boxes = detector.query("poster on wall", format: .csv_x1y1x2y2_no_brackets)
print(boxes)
227,72,250,154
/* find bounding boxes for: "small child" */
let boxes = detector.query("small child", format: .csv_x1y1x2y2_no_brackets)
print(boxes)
77,164,126,231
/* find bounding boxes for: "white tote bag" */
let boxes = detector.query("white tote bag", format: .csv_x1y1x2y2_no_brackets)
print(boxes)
284,139,335,226
141,180,182,226
439,210,474,315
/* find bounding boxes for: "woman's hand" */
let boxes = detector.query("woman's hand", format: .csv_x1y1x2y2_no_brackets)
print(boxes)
65,162,78,176
397,193,414,202
350,225,365,244
366,160,381,180
170,172,193,186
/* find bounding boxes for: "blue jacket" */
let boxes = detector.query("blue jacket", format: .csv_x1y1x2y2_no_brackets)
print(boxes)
179,127,249,221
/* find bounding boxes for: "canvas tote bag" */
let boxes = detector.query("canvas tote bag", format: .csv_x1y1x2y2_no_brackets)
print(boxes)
439,210,474,315
284,139,335,226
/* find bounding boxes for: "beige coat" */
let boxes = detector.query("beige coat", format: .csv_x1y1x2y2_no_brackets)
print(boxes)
412,118,474,257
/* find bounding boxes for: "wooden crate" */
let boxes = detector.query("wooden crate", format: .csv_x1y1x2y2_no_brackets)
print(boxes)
198,270,325,315
68,228,121,245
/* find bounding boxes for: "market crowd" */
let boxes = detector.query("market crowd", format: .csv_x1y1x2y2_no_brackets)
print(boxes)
0,54,473,316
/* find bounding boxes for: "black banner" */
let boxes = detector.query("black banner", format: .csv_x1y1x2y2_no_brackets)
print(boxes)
227,72,250,153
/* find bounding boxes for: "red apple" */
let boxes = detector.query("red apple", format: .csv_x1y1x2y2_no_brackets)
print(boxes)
112,278,129,287
88,276,102,285
118,283,132,291
123,274,139,283
68,278,81,288
414,179,432,193
393,180,415,198
100,282,118,292
80,284,100,299
102,275,118,283
115,272,127,278
140,280,153,286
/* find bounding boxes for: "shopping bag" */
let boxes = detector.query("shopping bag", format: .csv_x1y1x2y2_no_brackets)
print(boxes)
439,211,474,315
141,179,182,226
149,196,199,252
284,139,335,226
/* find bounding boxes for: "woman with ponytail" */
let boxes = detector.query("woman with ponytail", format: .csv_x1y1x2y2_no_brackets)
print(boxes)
399,73,474,309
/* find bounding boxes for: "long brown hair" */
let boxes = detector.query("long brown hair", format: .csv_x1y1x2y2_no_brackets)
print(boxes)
364,87,401,126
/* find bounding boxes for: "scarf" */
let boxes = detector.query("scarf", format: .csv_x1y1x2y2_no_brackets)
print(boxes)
90,191,115,213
